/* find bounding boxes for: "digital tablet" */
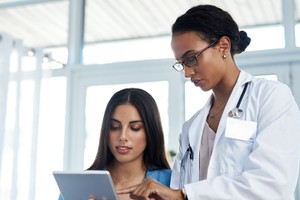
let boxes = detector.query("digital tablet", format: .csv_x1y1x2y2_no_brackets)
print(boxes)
53,170,119,200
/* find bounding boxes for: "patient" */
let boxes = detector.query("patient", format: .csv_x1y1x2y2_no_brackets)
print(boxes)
83,88,171,200
59,88,171,200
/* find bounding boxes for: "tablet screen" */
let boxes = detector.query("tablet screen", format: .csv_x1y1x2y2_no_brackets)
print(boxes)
53,170,118,200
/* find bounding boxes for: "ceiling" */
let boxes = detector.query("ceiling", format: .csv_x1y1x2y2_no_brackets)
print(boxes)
0,0,299,49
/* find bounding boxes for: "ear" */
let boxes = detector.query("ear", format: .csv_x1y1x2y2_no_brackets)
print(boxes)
218,36,231,55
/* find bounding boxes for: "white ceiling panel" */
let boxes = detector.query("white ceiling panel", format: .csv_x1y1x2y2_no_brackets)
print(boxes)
0,1,68,47
0,0,298,49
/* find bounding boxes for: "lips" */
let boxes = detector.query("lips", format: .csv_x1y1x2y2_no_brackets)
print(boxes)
116,146,132,154
191,79,202,87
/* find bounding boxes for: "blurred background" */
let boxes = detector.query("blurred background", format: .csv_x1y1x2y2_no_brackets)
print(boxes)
0,0,300,199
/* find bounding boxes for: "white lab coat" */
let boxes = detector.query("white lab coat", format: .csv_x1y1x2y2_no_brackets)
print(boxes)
171,71,300,200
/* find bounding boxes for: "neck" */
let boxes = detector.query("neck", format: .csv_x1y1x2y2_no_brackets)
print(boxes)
107,160,146,187
212,67,240,104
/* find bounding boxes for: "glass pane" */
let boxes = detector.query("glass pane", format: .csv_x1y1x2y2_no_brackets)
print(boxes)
21,54,37,71
35,77,66,200
17,80,35,200
83,36,173,65
185,81,211,120
9,49,19,73
296,0,300,23
244,25,285,51
256,74,278,81
0,81,17,200
296,23,300,47
296,0,300,47
84,81,169,169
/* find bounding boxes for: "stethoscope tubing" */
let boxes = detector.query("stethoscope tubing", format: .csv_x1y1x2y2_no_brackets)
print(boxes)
236,82,249,109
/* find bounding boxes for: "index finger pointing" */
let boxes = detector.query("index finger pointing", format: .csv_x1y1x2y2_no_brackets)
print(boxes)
117,185,138,195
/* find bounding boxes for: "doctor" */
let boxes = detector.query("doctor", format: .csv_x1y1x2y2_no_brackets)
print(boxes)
118,4,300,200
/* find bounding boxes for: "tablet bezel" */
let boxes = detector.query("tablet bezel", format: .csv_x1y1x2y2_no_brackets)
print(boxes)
53,170,118,200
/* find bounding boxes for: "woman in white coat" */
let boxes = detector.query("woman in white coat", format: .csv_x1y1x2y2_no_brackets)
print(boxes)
118,4,300,200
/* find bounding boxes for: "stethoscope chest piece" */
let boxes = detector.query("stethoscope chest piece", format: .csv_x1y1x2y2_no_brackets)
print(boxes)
228,107,243,119
228,82,250,119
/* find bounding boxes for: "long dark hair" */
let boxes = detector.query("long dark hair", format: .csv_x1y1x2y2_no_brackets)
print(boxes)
87,88,170,170
172,4,251,56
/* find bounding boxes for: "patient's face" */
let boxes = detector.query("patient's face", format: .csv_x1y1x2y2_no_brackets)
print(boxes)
108,103,146,165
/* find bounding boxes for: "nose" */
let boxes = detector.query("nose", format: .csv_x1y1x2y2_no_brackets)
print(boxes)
119,128,128,142
183,65,195,78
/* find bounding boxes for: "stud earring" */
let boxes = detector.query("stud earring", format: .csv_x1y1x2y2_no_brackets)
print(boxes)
223,54,226,58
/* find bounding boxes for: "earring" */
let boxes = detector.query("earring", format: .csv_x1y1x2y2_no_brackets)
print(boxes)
223,54,226,58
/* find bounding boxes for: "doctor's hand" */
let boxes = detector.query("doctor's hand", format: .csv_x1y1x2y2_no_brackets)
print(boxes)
117,178,184,200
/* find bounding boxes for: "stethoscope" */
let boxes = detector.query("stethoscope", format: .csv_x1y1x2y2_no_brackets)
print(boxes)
179,82,250,186
228,81,250,119
180,144,193,188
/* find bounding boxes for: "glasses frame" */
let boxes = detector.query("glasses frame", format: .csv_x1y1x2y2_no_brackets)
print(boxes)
172,40,219,72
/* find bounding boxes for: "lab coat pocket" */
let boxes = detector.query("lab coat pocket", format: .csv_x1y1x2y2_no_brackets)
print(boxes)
225,117,257,141
219,118,257,176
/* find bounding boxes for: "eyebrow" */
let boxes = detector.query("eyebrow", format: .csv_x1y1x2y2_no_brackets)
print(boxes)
176,50,195,61
110,118,143,124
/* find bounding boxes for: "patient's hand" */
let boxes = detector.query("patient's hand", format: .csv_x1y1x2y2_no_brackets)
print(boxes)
117,178,183,200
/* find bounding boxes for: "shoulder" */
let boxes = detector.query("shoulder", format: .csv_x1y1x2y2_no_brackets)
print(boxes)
248,77,300,122
146,169,172,178
146,169,171,187
250,77,293,102
241,70,290,95
252,76,289,92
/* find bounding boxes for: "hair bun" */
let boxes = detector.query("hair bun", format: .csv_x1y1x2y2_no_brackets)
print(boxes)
236,30,251,54
239,31,248,40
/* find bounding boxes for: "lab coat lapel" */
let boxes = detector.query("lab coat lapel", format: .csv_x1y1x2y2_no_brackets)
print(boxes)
207,71,253,178
188,96,212,182
213,71,252,147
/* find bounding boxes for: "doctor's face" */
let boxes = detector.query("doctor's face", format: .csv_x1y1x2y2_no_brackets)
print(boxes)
171,31,224,91
108,104,147,165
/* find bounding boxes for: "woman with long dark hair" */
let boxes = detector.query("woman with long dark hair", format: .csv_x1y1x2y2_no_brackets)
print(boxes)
88,88,171,200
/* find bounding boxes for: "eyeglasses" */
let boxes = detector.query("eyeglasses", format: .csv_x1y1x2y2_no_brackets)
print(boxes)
172,40,218,72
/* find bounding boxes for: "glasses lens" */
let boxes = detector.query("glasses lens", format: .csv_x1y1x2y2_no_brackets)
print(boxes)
184,56,197,67
172,63,183,71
